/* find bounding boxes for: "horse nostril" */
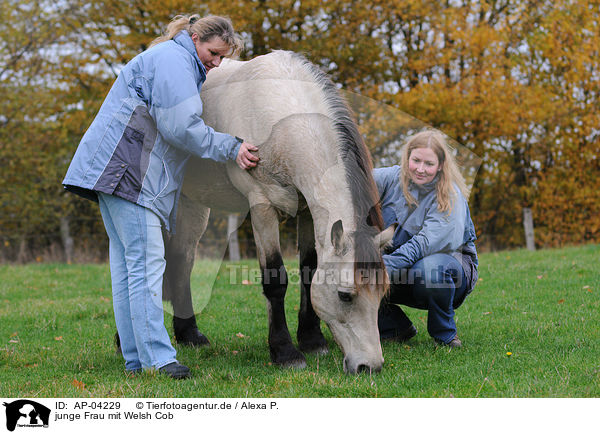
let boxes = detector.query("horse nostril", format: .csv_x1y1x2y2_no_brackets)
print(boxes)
357,364,371,374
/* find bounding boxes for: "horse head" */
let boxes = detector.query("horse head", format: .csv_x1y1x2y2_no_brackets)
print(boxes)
310,219,395,374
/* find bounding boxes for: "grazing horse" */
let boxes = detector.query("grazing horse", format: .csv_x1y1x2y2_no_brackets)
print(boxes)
162,51,394,374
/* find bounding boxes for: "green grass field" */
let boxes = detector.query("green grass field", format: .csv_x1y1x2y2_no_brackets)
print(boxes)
1,244,599,397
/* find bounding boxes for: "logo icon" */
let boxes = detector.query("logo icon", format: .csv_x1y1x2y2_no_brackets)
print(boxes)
3,400,50,432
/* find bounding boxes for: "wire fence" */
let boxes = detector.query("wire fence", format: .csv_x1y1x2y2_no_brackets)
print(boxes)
0,212,587,264
0,216,298,264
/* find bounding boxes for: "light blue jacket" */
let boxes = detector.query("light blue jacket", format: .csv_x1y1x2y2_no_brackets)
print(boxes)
373,165,478,278
62,31,242,231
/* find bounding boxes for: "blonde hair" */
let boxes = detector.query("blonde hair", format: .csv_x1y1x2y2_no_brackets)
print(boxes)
150,14,244,57
401,130,469,214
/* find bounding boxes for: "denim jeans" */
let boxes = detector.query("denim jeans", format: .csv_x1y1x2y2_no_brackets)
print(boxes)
98,192,177,371
380,253,469,344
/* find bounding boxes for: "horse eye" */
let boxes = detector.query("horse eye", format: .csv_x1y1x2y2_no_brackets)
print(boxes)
338,291,353,303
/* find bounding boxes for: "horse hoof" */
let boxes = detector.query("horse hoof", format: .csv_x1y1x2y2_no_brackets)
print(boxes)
272,347,307,369
298,334,329,355
279,358,307,370
114,332,122,355
176,330,210,347
305,344,329,355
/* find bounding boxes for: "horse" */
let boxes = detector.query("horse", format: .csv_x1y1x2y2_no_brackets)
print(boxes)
161,51,394,374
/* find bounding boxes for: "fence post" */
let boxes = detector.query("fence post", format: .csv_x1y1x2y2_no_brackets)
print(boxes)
60,216,74,263
523,207,535,251
227,214,241,262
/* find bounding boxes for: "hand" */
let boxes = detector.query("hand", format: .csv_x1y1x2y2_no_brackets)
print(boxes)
236,141,259,170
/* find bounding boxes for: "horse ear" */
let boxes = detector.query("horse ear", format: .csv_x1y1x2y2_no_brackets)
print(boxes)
330,219,344,254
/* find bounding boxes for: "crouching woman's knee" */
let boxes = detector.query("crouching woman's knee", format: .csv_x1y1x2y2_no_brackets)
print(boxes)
412,254,461,298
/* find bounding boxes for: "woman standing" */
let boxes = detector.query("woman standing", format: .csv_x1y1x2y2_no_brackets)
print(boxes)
62,15,259,378
374,131,478,348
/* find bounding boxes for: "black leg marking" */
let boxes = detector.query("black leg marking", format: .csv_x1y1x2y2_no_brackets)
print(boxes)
173,315,210,347
296,213,328,354
263,253,306,368
297,248,329,354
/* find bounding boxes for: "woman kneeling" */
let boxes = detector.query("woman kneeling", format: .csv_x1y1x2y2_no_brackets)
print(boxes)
374,131,478,348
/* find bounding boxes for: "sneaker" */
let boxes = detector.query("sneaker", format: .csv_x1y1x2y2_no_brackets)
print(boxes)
434,336,462,348
159,362,191,379
381,325,417,342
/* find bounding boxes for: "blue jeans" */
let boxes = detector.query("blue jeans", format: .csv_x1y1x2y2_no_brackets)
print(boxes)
380,253,469,344
98,193,177,371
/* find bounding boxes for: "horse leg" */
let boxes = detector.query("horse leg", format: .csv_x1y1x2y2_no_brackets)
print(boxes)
163,193,211,346
296,211,329,354
250,202,306,368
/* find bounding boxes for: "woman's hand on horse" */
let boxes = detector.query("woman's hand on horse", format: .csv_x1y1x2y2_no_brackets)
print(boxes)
236,142,259,170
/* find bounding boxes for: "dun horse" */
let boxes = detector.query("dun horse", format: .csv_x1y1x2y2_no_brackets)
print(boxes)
162,51,393,374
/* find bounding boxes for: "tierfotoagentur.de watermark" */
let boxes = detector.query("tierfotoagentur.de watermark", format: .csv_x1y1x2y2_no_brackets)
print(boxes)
226,261,463,289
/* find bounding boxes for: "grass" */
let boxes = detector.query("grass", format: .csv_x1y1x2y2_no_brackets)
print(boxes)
0,244,599,397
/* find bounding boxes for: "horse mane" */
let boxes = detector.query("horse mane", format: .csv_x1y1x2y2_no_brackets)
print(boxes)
288,52,388,293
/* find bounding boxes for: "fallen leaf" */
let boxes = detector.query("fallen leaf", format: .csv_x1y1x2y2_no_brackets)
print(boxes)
72,379,86,390
10,332,17,337
558,299,565,304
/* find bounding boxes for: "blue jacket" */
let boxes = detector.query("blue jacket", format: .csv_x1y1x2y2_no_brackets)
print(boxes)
62,31,242,231
373,165,478,286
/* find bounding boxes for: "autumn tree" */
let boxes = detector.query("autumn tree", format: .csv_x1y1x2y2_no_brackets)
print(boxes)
2,0,599,261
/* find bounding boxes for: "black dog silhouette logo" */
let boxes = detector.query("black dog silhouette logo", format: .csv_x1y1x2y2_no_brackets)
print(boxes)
3,400,51,431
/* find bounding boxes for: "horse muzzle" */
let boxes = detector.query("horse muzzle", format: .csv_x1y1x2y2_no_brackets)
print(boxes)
343,354,384,375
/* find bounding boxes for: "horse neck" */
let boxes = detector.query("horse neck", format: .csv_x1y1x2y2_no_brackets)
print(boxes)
296,161,358,248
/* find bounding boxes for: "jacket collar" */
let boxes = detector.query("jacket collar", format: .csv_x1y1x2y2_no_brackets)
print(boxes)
409,173,439,200
173,30,207,79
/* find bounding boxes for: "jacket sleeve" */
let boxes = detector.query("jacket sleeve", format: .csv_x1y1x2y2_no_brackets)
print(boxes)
383,190,466,271
373,166,397,199
148,50,241,162
373,166,400,228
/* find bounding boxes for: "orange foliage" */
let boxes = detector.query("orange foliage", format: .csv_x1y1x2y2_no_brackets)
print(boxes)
1,0,599,259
